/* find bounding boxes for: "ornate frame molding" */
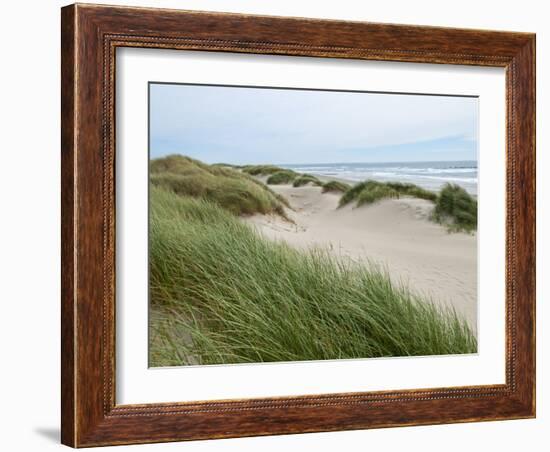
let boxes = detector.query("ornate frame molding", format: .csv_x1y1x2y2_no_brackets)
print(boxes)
61,4,535,447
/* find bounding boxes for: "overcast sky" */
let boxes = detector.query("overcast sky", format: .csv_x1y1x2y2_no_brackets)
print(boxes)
149,83,478,164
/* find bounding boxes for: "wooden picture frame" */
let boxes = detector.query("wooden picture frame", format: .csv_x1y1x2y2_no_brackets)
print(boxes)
61,3,535,447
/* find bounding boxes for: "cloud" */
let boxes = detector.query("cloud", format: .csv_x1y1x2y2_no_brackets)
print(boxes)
150,83,478,164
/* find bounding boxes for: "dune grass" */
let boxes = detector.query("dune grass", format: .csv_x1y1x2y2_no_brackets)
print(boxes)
242,165,346,194
339,181,398,207
242,164,293,176
322,180,351,193
266,170,297,185
433,183,478,232
339,180,437,208
149,186,477,366
339,179,476,232
150,155,288,216
293,174,323,187
211,162,241,169
384,182,438,202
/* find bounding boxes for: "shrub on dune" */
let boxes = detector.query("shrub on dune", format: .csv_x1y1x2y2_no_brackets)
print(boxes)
211,162,241,169
339,179,477,233
242,164,290,176
339,180,437,207
356,184,399,205
322,180,351,193
339,180,396,207
150,154,287,217
292,174,323,187
384,182,438,202
433,183,477,232
266,170,297,185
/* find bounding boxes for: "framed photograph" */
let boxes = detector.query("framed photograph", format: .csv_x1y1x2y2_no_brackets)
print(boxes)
61,3,535,447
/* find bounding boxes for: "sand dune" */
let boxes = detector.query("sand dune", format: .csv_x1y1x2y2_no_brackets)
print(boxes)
244,183,477,330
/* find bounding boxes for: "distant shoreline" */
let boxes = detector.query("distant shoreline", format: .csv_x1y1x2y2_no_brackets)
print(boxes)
275,160,478,196
275,159,477,166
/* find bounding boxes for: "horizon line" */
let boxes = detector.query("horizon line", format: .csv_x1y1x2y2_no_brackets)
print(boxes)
273,159,477,166
151,153,477,167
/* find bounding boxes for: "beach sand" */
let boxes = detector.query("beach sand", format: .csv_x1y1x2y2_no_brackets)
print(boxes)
243,180,477,331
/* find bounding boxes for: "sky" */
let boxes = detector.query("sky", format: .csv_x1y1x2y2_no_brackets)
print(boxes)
149,83,478,165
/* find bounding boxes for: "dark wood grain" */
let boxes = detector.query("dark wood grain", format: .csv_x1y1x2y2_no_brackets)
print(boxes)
60,5,76,446
61,3,535,447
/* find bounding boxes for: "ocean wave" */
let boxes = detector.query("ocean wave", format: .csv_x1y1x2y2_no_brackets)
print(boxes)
294,168,477,177
356,173,475,183
283,162,477,194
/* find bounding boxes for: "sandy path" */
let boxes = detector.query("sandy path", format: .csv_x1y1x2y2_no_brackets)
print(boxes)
244,183,477,330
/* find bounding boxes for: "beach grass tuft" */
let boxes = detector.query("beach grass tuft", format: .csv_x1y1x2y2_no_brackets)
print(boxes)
384,182,438,202
292,174,323,187
339,179,476,232
433,183,477,232
150,154,287,217
322,180,351,193
242,164,291,176
266,170,297,185
149,186,477,366
211,162,242,169
340,181,396,207
340,180,438,208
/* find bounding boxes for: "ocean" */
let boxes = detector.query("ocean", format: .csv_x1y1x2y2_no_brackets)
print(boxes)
281,160,477,195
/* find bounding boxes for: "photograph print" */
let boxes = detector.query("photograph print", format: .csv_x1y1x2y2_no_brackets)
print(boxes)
148,82,478,367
